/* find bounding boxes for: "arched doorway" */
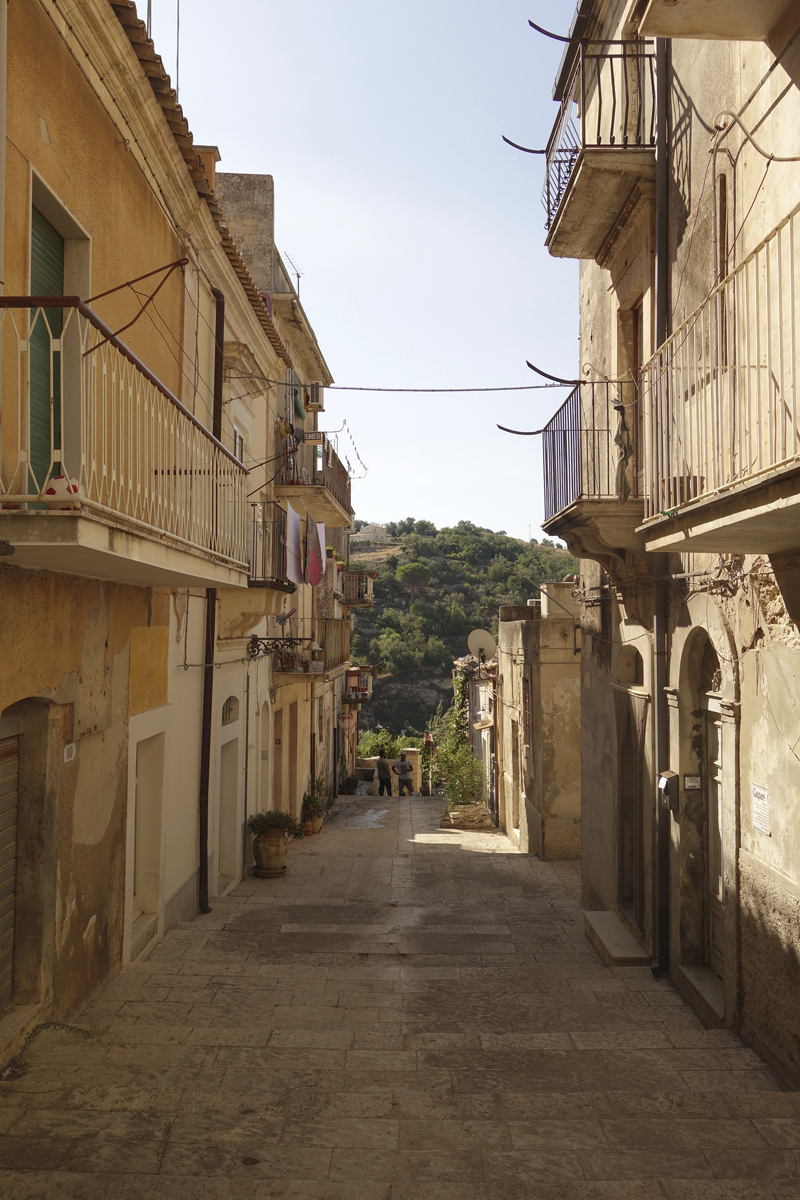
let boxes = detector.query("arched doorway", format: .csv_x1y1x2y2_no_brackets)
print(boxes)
672,626,732,992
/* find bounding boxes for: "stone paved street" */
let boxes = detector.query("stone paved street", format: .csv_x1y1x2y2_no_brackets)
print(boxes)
0,796,798,1199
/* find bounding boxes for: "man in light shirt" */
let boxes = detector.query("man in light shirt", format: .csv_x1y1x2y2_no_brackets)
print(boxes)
393,752,414,797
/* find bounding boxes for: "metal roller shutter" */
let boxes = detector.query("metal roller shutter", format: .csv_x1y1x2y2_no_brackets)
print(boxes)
0,733,19,1011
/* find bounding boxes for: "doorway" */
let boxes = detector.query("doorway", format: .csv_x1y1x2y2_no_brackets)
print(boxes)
218,737,239,891
613,661,648,933
133,733,165,924
0,721,21,1012
700,639,725,979
272,709,284,811
288,701,298,818
510,720,520,831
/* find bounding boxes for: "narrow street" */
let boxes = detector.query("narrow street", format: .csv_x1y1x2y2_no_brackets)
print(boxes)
0,797,797,1199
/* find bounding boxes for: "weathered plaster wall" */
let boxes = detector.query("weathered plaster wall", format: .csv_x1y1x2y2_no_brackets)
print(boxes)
0,562,165,1016
497,603,581,860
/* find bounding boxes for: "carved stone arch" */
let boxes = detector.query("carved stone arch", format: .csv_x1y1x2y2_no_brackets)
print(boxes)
669,593,740,706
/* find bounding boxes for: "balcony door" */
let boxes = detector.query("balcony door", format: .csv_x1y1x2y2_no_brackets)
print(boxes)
30,207,64,495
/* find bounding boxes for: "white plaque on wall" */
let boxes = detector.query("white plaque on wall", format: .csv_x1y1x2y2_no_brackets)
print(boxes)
751,783,771,836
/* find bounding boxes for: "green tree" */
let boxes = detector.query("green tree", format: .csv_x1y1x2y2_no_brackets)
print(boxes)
396,560,432,599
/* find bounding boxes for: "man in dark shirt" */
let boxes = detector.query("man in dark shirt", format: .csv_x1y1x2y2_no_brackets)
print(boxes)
377,749,392,796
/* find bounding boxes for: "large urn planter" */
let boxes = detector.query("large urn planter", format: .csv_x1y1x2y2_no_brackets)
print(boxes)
253,830,288,876
248,810,301,878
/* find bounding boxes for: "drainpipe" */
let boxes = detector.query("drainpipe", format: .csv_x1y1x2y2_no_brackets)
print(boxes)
0,1,7,428
198,289,225,913
211,288,225,440
652,37,671,976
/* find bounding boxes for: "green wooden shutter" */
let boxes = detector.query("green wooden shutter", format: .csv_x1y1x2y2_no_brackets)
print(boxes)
30,207,64,493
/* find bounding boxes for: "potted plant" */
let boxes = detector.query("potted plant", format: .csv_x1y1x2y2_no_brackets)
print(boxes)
248,810,301,877
302,775,328,832
303,793,325,833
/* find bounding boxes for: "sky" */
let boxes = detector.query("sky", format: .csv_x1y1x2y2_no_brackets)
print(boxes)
148,0,578,540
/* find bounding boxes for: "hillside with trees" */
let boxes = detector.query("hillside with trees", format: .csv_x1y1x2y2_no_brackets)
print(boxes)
350,519,578,734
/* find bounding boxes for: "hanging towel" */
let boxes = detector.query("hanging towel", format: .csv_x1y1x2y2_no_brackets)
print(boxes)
286,502,304,585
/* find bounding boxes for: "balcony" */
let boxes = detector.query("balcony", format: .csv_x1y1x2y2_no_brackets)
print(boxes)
544,41,656,261
641,203,800,554
274,431,353,528
542,383,647,576
247,501,294,590
640,0,791,41
341,569,374,607
0,299,248,588
274,616,351,682
342,666,373,707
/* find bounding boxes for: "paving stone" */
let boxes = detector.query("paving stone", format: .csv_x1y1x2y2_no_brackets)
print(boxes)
0,796,794,1198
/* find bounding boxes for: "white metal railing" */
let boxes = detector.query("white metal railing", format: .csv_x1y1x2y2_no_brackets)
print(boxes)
0,298,248,568
643,205,800,521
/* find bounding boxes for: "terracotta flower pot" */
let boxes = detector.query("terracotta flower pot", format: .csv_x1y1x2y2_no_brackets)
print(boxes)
252,830,288,877
303,818,313,836
311,815,323,834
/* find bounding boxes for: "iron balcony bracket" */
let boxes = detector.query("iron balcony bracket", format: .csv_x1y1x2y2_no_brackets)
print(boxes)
247,635,305,661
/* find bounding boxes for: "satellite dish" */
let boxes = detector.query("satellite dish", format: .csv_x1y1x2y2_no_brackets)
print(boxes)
468,629,497,662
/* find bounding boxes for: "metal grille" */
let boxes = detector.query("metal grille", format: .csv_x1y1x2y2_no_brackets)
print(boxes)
0,734,19,1012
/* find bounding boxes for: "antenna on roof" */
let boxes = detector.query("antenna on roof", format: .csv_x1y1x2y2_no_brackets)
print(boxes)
175,0,181,100
284,253,304,297
146,0,152,39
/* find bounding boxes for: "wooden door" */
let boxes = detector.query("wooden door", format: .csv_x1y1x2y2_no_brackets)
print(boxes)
0,731,19,1011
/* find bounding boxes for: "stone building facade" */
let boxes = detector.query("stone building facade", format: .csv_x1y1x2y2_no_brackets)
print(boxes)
537,0,800,1083
0,0,360,1068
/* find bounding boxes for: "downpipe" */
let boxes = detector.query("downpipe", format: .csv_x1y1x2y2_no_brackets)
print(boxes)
198,289,226,914
652,37,671,977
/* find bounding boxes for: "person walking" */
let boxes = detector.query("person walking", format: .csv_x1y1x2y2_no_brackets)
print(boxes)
393,751,414,797
376,749,392,797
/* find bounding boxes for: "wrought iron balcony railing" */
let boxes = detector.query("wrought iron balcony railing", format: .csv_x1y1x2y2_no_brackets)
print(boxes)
341,569,374,606
343,666,373,704
543,40,656,233
0,298,248,569
247,500,293,588
275,431,353,519
315,616,351,672
543,383,639,523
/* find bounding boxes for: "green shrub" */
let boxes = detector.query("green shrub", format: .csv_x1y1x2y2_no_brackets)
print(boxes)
248,810,303,837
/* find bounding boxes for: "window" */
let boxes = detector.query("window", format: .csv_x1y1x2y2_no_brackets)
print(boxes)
233,425,246,465
222,696,239,725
